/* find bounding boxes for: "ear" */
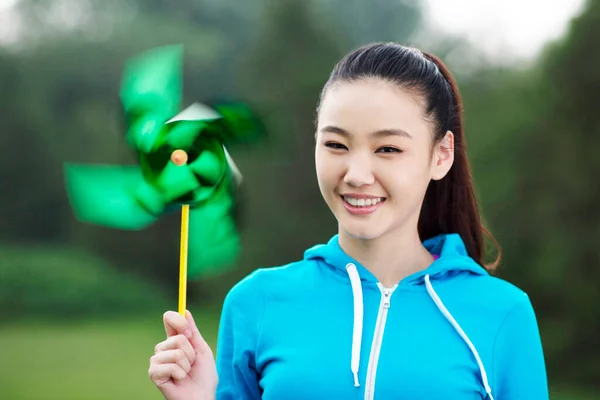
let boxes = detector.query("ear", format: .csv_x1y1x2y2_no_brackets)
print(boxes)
431,131,454,181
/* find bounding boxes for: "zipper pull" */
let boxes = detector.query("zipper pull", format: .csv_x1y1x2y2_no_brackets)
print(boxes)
383,289,392,309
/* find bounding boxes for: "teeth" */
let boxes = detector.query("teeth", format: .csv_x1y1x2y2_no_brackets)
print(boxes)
343,196,383,207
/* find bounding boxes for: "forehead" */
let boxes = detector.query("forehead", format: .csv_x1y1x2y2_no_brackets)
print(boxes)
318,79,428,136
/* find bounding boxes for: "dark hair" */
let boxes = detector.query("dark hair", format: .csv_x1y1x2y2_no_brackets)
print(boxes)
317,43,500,272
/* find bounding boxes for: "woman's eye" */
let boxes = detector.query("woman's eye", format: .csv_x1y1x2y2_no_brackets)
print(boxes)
376,146,401,153
325,142,348,150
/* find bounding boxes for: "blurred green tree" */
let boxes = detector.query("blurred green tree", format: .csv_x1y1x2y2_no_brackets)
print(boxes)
458,0,600,388
518,0,600,386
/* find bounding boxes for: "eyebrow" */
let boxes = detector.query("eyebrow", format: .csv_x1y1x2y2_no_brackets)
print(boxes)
320,125,413,139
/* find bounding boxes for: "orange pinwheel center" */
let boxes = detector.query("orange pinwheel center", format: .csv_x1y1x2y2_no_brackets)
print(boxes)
171,149,188,166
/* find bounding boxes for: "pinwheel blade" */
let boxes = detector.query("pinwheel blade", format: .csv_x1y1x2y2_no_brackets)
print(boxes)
211,101,267,144
187,195,240,278
192,186,217,204
223,146,242,185
127,113,168,153
120,45,183,122
163,119,206,149
189,150,224,185
166,102,221,124
155,161,200,203
64,164,157,230
134,178,167,216
163,103,222,149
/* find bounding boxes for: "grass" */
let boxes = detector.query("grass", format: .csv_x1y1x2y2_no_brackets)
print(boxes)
0,313,596,400
0,311,220,400
552,389,599,400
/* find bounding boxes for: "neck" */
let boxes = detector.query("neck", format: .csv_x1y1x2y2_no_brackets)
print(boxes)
338,225,434,287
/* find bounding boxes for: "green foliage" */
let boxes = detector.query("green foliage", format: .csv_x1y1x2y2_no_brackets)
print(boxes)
0,245,170,320
520,0,600,385
320,0,422,47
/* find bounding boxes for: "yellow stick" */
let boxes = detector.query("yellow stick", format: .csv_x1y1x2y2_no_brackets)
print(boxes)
178,204,190,316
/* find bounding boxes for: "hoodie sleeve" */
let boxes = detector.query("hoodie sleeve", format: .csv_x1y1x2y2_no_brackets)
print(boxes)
492,293,549,399
215,271,265,400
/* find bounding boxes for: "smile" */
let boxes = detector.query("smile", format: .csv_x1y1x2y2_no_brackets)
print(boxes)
341,195,386,215
342,196,385,207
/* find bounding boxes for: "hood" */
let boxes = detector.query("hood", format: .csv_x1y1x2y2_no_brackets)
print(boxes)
303,233,495,400
304,233,489,286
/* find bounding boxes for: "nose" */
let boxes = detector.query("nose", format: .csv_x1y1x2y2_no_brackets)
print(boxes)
343,154,375,187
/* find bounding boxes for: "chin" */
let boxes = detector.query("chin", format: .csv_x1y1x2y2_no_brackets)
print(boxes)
340,222,385,241
333,203,387,240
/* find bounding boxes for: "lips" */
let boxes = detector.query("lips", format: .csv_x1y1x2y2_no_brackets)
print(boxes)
341,194,386,215
342,195,384,207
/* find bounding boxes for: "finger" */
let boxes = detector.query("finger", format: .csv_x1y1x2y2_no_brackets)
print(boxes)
149,363,187,385
163,311,190,338
151,349,192,374
154,334,196,365
186,310,212,354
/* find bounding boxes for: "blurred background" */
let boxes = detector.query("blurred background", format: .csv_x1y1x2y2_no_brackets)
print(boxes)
1,0,598,398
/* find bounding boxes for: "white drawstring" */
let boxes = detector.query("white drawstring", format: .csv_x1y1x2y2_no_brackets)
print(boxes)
346,263,363,387
424,274,495,400
343,265,494,399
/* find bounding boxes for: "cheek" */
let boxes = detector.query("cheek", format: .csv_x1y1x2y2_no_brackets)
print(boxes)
315,146,344,171
314,149,326,178
379,158,431,194
315,150,335,188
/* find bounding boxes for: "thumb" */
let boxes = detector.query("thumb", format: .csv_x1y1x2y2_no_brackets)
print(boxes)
185,310,212,355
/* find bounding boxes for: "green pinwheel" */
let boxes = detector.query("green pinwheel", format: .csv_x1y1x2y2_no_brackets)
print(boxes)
64,45,263,290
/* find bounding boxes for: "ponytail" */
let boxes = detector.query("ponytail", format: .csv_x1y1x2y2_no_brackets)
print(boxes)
420,52,501,272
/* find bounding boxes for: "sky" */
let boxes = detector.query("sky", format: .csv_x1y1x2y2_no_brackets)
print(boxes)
0,0,588,62
422,0,586,60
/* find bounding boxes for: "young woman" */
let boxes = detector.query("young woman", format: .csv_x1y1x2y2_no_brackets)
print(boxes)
148,43,549,400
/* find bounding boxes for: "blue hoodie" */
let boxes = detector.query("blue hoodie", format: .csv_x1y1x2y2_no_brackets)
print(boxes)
215,233,548,399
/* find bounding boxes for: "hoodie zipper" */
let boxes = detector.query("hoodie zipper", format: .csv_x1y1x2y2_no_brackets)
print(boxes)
364,283,397,400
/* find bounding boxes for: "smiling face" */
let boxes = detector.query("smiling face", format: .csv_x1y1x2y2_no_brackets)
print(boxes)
315,78,454,241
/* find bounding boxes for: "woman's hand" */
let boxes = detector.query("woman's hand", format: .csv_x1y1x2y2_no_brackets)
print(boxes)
149,310,218,400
